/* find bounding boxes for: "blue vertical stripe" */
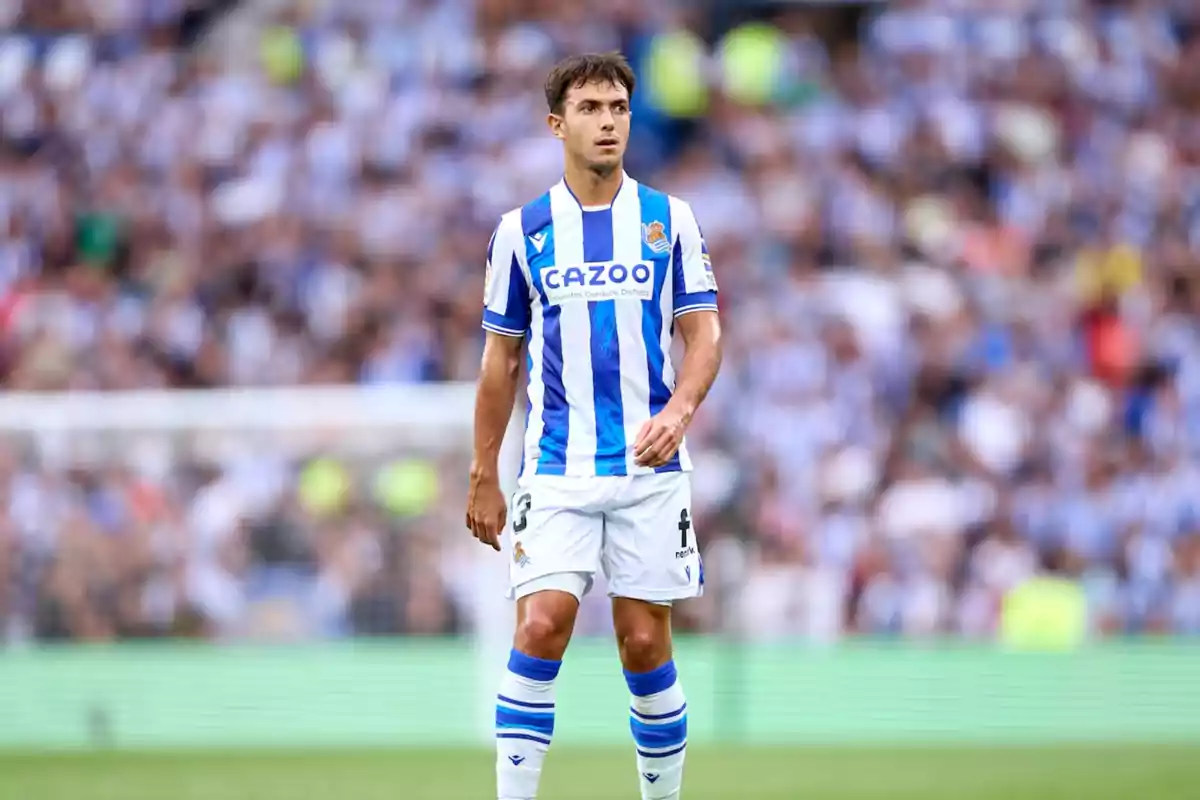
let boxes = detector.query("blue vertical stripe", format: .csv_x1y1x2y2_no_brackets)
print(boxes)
638,184,681,473
504,254,531,327
582,208,627,476
518,352,533,480
670,225,687,296
669,236,684,338
522,194,567,475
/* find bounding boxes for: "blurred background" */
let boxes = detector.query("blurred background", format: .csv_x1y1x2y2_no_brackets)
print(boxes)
2,0,1200,795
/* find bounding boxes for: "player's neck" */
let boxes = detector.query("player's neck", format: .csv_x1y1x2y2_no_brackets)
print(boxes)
563,161,624,208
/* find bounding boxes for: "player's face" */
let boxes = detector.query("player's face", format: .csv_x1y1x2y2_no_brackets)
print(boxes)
550,80,631,174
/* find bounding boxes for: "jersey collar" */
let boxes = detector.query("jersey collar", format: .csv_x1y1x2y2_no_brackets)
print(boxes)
559,170,631,212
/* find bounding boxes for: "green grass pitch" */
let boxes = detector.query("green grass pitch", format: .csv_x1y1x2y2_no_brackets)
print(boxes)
2,746,1199,799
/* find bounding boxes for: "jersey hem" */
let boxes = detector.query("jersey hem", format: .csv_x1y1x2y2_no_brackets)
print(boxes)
518,462,691,478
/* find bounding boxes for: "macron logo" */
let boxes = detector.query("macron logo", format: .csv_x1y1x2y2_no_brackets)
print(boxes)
509,755,526,766
643,773,660,783
529,232,547,253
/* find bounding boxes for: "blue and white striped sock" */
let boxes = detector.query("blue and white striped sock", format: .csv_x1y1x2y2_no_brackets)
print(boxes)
626,660,688,800
496,649,561,800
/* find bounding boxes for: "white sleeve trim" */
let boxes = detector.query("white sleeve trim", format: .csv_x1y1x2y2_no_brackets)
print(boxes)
482,321,527,337
673,303,719,318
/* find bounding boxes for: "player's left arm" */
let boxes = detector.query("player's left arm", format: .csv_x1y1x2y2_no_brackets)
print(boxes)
634,200,723,468
668,309,722,425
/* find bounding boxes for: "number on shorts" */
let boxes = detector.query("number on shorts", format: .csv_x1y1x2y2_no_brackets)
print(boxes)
678,508,691,549
513,493,532,533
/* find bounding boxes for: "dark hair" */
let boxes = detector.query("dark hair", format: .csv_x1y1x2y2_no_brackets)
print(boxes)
544,52,636,115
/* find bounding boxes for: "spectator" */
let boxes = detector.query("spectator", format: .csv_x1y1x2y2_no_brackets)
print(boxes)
1,0,1199,642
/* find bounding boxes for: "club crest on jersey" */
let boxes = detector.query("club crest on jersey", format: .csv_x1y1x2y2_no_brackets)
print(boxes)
513,542,530,568
642,221,670,254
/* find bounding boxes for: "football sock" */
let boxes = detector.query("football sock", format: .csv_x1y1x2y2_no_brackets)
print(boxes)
626,660,688,799
496,649,561,800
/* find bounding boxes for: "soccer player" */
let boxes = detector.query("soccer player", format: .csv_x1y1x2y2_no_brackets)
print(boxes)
466,52,722,800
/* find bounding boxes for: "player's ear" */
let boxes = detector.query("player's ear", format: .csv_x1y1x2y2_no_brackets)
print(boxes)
547,113,565,140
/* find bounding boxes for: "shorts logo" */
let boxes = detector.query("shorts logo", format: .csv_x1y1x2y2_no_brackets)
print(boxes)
675,508,695,559
513,541,530,568
642,221,670,255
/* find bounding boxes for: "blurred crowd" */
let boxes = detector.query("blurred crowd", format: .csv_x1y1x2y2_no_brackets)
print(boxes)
3,0,1200,643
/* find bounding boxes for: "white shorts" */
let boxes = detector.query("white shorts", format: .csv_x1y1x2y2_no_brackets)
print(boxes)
506,472,704,605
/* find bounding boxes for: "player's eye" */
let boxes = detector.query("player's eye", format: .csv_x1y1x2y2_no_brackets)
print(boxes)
613,103,629,114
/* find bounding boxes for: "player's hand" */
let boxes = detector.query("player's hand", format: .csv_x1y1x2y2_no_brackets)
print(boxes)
634,406,689,468
466,466,506,552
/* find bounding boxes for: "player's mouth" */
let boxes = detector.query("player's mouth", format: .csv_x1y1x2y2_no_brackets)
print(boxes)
595,137,621,148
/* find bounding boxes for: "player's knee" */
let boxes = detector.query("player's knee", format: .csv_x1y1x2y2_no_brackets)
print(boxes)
517,612,567,645
617,627,670,673
514,596,577,660
515,613,571,660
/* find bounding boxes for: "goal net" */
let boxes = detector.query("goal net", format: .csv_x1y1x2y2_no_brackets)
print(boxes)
0,385,524,743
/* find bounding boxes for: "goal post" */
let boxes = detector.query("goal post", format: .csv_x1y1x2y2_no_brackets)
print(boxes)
0,385,521,745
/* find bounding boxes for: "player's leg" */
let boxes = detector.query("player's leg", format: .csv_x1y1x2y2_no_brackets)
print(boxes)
604,473,701,800
497,584,581,800
497,478,602,800
613,598,688,799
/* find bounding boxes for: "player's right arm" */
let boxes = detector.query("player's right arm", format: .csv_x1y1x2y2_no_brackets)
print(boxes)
467,215,531,551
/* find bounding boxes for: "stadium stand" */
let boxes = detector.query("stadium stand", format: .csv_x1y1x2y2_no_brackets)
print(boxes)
2,0,1200,643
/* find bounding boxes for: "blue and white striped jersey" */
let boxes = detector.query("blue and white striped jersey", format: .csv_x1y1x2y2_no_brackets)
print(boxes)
482,173,719,478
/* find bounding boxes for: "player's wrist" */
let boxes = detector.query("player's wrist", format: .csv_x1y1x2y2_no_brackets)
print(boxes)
469,459,500,483
666,396,696,425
